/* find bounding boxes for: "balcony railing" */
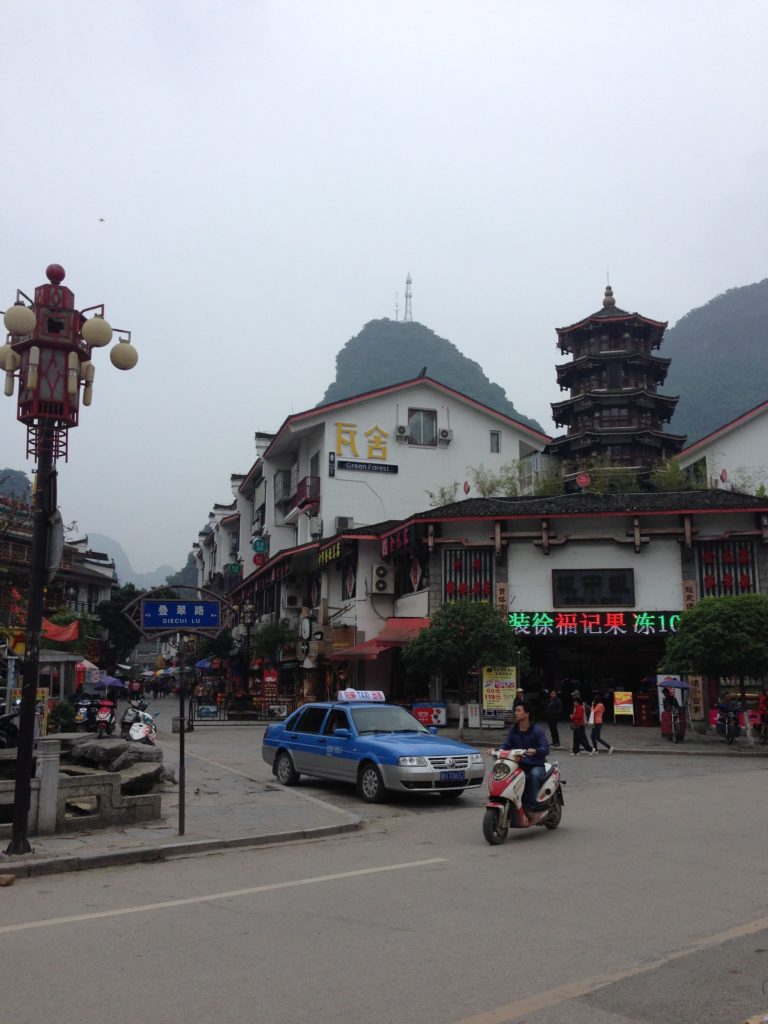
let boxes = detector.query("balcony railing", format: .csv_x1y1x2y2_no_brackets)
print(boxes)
290,476,320,509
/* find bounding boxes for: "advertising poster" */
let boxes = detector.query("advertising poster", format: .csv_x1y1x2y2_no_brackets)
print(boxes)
613,691,634,718
481,666,517,719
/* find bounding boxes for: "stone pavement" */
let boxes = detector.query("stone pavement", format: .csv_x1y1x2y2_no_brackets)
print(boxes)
1,718,765,879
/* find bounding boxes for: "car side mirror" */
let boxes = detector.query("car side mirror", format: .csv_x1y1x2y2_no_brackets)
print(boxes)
333,727,350,739
429,726,438,735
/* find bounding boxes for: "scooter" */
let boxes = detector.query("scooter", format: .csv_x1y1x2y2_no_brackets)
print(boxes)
95,698,116,738
716,705,741,745
127,709,159,745
0,711,20,749
74,697,100,732
120,698,149,738
482,748,564,846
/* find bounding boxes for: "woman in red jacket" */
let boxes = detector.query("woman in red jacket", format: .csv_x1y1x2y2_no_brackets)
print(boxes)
570,694,594,755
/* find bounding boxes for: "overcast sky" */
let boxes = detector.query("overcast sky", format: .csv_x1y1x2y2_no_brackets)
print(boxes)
1,0,766,574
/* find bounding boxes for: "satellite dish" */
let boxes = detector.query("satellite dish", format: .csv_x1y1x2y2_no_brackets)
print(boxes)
46,510,64,582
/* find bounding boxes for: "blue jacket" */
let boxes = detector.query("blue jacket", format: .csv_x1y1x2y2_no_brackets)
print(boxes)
501,722,550,766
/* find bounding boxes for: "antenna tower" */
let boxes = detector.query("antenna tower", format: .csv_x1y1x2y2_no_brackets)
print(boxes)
403,273,413,322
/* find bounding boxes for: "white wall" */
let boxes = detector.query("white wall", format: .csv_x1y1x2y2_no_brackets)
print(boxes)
508,537,684,610
679,411,768,492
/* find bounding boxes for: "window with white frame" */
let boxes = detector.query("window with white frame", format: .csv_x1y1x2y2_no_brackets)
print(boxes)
490,430,501,453
407,408,437,446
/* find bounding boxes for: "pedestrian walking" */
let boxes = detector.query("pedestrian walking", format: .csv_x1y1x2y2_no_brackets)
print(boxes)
590,694,613,753
544,689,563,747
570,693,594,755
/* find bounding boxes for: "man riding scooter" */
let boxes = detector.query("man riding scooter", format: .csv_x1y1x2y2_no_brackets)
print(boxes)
500,700,550,808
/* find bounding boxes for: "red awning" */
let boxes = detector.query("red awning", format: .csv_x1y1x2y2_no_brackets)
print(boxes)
328,618,429,661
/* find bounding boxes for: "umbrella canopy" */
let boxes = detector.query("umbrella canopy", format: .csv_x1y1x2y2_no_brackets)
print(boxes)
195,658,211,670
94,676,128,690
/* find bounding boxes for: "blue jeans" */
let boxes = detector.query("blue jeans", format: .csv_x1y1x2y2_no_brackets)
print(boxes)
591,724,611,750
523,765,545,807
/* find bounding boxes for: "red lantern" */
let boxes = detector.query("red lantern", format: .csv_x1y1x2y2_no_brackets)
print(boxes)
722,549,734,564
738,547,750,564
703,573,715,590
722,572,734,589
482,580,491,597
703,551,714,565
446,581,456,596
459,581,468,596
453,558,463,572
472,558,482,571
471,581,481,595
739,573,751,590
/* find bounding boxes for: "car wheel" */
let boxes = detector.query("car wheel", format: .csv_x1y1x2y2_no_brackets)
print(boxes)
275,751,300,786
357,762,386,803
439,789,463,801
482,808,508,845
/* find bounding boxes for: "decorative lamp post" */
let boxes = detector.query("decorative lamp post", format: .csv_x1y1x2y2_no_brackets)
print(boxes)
1,264,137,855
242,602,255,691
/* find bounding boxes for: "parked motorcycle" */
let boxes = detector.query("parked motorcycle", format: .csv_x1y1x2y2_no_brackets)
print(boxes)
120,698,149,738
74,697,100,732
482,748,564,845
716,704,741,745
95,698,116,738
0,711,20,749
127,708,159,745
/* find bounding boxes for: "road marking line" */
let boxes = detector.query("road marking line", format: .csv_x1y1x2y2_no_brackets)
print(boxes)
453,913,768,1024
0,858,446,935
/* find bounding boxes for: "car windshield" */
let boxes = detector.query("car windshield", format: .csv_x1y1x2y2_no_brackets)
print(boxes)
351,706,429,735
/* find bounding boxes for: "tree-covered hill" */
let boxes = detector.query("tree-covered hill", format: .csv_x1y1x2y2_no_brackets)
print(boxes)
320,319,544,432
665,278,768,443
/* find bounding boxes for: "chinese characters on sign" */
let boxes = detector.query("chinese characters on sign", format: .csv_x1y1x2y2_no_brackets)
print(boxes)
142,601,221,629
507,611,682,637
318,541,342,568
481,666,517,719
335,422,389,461
552,569,635,607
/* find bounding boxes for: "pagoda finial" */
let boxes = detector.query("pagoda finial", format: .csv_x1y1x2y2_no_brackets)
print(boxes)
602,285,616,308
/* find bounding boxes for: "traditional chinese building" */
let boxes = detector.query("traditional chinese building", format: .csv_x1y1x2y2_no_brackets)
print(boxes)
545,286,685,475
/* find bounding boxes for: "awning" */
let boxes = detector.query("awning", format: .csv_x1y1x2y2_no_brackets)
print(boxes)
328,617,429,661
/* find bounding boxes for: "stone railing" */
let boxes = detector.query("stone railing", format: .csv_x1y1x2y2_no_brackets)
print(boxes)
0,738,161,838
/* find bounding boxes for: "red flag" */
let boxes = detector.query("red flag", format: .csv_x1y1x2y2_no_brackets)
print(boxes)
42,619,79,642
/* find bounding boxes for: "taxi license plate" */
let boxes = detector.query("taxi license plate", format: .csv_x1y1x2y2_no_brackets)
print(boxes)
440,770,466,782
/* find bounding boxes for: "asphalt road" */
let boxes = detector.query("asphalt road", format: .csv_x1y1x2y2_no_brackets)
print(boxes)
3,733,767,1024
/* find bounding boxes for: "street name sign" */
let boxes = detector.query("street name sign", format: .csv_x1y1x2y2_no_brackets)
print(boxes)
142,600,221,630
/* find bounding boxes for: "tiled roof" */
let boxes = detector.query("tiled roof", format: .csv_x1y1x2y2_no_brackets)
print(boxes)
405,490,768,522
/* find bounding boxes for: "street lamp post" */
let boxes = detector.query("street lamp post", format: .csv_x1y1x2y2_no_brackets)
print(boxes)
1,264,137,855
242,602,255,691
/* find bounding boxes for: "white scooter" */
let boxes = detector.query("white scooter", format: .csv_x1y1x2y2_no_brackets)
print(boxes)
482,748,564,845
127,708,159,745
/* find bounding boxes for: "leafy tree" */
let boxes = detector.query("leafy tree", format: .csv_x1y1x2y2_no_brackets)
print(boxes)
95,583,144,664
250,620,294,662
0,468,32,501
661,594,768,710
468,464,502,498
650,458,703,492
425,482,459,507
402,601,527,736
574,455,640,494
196,628,235,661
533,470,566,497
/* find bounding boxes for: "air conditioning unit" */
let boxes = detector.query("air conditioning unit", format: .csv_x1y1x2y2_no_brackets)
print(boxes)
335,516,354,531
395,425,409,443
372,563,394,595
438,428,453,443
281,591,300,610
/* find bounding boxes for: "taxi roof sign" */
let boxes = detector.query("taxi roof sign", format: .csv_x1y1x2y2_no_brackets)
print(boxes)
336,689,386,702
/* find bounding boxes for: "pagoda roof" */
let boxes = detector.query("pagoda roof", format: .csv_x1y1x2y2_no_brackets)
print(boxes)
556,286,667,337
551,389,679,413
545,427,686,450
555,352,671,376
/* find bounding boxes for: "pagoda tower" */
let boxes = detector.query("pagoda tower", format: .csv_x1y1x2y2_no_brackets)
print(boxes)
545,286,685,473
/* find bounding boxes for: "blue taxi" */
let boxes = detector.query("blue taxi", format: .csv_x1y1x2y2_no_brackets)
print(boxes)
262,691,485,803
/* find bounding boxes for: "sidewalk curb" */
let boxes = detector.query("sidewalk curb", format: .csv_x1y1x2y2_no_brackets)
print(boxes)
0,819,362,880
